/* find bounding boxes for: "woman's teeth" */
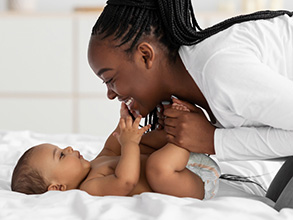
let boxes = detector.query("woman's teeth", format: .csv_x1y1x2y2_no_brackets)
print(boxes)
124,98,133,110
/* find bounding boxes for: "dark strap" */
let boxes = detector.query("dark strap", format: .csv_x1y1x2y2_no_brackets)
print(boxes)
266,157,293,203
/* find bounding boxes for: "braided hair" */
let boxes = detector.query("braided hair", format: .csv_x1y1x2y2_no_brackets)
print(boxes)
91,0,293,128
92,0,292,54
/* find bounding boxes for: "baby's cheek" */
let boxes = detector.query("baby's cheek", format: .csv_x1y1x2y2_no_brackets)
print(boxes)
82,160,91,169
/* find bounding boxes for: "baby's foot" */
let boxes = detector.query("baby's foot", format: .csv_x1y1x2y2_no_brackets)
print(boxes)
172,103,190,112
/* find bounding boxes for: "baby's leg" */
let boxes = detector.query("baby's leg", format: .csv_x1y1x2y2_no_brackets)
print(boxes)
146,143,204,199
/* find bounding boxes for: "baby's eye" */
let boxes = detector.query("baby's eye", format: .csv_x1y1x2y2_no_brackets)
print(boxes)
60,152,65,159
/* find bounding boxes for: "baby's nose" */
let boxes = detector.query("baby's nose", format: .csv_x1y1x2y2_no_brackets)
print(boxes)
65,146,73,153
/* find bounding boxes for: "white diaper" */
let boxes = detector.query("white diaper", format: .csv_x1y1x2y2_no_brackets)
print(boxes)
186,153,221,199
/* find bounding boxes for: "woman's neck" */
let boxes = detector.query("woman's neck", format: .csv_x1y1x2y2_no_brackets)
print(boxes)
169,55,205,107
167,54,216,123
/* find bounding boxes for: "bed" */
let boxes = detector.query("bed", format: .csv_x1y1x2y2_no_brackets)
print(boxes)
1,130,293,220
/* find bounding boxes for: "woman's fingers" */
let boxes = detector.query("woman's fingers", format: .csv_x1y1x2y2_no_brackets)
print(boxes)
164,124,178,138
164,117,177,128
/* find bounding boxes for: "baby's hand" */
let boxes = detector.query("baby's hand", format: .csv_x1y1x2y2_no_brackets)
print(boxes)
120,102,130,119
113,115,151,147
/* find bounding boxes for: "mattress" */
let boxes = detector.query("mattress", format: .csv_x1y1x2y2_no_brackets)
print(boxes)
1,130,293,220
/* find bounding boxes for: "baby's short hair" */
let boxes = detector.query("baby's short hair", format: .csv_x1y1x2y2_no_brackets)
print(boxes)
11,146,49,194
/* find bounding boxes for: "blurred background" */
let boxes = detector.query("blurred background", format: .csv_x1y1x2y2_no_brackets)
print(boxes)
0,0,293,13
0,0,292,136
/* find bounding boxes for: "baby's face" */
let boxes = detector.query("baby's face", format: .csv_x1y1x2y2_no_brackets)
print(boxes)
30,143,91,190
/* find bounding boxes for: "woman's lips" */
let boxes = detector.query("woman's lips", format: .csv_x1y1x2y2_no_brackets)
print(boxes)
124,98,140,117
124,97,133,110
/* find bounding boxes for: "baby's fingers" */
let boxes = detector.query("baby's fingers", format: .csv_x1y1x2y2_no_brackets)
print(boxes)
120,102,130,118
133,115,142,128
125,115,133,127
118,117,126,129
140,124,151,133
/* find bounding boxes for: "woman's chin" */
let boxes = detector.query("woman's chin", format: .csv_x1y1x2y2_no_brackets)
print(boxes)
130,109,141,118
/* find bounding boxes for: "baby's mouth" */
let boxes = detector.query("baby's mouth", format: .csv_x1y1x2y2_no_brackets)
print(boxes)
77,151,83,159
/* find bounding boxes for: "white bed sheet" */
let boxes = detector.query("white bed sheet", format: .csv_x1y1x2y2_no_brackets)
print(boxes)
1,130,293,220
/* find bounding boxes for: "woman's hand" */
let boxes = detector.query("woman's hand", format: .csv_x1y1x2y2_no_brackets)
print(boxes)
156,101,172,130
163,98,216,155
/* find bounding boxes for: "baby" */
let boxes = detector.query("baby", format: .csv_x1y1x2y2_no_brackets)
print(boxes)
11,101,220,199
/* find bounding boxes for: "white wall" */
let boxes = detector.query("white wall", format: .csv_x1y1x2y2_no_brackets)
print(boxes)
0,0,292,136
0,13,120,136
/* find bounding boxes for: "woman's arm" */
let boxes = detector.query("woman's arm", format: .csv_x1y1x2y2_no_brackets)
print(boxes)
210,51,293,161
215,127,293,161
140,129,168,150
164,49,293,160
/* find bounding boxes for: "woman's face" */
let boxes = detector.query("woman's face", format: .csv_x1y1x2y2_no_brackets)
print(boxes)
88,36,167,117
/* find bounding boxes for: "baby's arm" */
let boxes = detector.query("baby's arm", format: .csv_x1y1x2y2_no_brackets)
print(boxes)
81,115,150,196
112,115,151,189
99,102,165,157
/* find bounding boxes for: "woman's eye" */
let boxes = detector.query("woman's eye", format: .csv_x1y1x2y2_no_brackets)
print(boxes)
60,152,65,159
103,78,113,84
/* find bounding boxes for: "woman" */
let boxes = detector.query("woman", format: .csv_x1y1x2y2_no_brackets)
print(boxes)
87,0,293,209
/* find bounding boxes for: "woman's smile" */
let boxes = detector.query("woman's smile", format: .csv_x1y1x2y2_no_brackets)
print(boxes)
124,97,134,110
123,97,140,117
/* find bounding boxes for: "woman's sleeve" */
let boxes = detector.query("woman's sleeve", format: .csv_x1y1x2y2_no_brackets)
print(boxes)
215,127,293,161
204,49,293,161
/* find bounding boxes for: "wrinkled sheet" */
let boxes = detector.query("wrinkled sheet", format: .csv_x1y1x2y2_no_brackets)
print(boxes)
1,130,293,220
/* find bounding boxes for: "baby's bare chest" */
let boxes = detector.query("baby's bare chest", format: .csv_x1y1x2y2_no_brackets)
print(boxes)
88,156,119,178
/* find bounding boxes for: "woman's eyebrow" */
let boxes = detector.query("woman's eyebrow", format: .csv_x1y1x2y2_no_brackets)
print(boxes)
97,68,113,76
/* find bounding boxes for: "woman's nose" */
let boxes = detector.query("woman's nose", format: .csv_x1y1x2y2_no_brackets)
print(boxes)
107,88,117,100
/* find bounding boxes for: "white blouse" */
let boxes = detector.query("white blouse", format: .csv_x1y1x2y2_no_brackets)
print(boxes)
179,14,293,161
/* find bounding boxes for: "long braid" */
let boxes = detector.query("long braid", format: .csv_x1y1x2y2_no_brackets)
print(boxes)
92,0,293,58
157,1,293,47
192,10,293,44
91,0,293,129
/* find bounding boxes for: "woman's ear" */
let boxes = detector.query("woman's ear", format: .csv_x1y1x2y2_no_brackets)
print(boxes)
48,183,67,191
137,42,155,69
